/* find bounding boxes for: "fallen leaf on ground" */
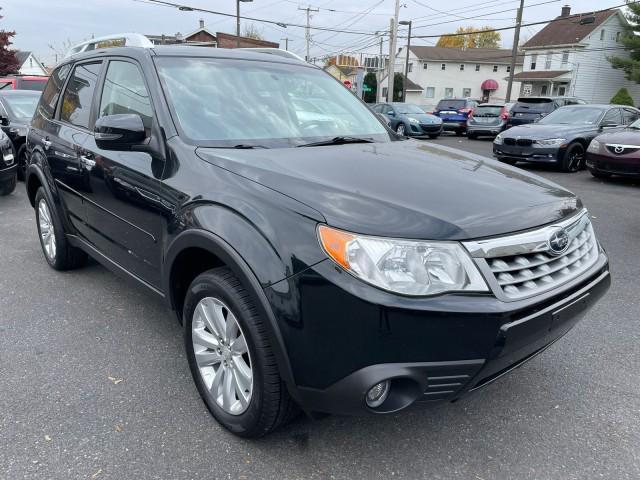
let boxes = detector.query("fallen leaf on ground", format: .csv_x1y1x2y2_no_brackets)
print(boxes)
115,425,123,433
44,435,52,442
91,468,102,479
107,376,123,385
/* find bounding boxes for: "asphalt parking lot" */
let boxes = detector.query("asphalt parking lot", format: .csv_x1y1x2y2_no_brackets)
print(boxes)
1,137,639,480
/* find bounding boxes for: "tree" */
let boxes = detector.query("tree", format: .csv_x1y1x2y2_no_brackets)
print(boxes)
242,23,264,40
363,72,377,103
0,7,20,76
610,87,635,106
436,26,501,49
609,2,640,83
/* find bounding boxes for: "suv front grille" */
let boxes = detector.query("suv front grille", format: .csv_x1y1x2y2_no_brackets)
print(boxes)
463,211,599,301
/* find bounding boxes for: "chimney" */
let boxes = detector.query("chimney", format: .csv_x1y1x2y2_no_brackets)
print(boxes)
561,5,571,17
199,18,205,29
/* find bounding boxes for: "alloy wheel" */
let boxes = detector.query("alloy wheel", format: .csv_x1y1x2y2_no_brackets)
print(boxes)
38,199,56,261
567,147,584,172
191,297,253,415
396,124,405,136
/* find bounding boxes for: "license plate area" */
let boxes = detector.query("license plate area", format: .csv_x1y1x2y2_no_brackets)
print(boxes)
551,293,590,331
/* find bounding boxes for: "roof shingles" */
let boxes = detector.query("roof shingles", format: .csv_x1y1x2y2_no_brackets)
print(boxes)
408,46,523,65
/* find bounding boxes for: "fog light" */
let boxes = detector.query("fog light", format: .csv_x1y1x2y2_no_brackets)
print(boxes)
366,380,390,408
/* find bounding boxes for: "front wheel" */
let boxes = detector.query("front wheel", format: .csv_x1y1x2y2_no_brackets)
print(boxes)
184,267,297,438
561,143,585,172
396,123,406,136
0,172,17,196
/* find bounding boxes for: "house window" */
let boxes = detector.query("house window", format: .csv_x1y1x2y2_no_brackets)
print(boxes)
444,87,454,98
423,62,428,70
616,31,621,42
541,85,548,95
531,54,537,70
382,87,388,98
408,63,413,72
561,51,569,67
441,63,446,70
506,65,511,73
558,85,566,96
492,65,498,72
475,64,480,71
425,87,435,98
545,52,552,69
600,29,605,41
460,64,465,71
462,88,471,97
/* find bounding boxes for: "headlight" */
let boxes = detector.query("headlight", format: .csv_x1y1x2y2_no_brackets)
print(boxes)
587,139,601,153
494,134,503,145
318,225,488,296
408,117,419,124
536,138,565,146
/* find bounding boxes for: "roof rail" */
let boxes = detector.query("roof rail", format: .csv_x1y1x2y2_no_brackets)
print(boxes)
65,33,153,58
242,48,306,62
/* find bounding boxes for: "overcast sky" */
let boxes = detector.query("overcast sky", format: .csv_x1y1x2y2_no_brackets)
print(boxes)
3,0,620,66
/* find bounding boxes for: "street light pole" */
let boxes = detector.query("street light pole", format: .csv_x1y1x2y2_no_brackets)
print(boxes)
236,0,253,48
400,20,412,103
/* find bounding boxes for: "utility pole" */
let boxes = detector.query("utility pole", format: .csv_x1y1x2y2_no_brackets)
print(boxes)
387,0,401,102
299,5,319,62
280,38,293,50
505,0,524,102
236,0,253,48
400,20,412,102
378,34,383,102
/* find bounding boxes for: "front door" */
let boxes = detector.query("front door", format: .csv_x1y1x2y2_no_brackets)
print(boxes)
80,59,165,288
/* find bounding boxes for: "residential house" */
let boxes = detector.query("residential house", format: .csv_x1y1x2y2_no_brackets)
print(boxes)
514,6,639,103
148,19,279,49
16,51,47,76
380,46,523,107
324,64,359,86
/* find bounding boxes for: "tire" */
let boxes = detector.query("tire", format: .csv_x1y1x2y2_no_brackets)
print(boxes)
589,168,612,179
34,187,87,270
467,132,477,140
0,172,17,196
396,123,406,136
428,134,439,139
16,144,27,181
561,143,585,172
184,267,297,438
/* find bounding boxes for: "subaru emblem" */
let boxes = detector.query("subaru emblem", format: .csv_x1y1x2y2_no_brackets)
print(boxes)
548,228,570,255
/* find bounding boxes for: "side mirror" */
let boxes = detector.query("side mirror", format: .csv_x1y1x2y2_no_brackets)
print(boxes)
94,114,146,150
388,111,396,117
600,121,618,129
0,115,8,126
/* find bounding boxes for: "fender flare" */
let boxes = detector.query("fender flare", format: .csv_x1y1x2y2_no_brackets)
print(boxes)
164,229,299,398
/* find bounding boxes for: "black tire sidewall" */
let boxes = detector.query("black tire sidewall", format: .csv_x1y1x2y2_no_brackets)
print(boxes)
183,272,266,436
0,172,16,195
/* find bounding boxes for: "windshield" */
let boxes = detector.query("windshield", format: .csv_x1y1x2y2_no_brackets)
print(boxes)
3,94,39,119
538,106,604,125
436,99,465,110
513,100,555,113
155,57,389,147
395,104,425,114
474,106,503,116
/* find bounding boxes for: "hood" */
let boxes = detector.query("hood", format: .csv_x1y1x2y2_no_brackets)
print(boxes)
502,123,593,139
593,128,640,144
404,113,441,124
196,140,581,240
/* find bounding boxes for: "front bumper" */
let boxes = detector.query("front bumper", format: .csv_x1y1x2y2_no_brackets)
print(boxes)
441,120,467,131
267,252,609,415
586,152,640,177
407,123,443,137
493,143,564,163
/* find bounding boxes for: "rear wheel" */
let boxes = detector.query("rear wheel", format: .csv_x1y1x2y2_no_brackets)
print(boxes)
0,172,16,196
396,123,406,136
561,143,585,172
34,187,87,270
184,267,297,438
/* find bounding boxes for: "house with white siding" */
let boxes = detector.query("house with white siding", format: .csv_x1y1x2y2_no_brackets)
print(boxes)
16,51,47,76
380,46,523,108
513,5,640,103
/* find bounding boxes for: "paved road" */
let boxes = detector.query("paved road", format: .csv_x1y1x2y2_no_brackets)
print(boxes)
1,139,639,480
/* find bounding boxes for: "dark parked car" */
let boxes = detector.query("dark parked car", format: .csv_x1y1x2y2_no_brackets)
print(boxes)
26,39,610,437
0,75,48,91
586,120,640,178
0,90,41,180
493,104,640,171
373,102,443,138
432,97,478,136
466,103,512,139
507,96,586,128
0,128,17,195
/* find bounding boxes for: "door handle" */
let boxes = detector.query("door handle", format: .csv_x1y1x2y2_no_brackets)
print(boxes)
80,155,96,168
42,137,52,150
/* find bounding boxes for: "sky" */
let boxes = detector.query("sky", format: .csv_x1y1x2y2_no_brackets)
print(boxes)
3,0,620,66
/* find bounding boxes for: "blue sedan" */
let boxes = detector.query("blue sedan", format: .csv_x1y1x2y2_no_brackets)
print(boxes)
372,102,443,138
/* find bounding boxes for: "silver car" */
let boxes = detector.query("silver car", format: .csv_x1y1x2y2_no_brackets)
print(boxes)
466,103,513,139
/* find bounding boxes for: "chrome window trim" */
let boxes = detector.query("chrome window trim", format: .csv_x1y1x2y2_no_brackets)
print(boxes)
462,209,589,259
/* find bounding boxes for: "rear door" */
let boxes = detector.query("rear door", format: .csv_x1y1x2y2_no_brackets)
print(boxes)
80,58,165,287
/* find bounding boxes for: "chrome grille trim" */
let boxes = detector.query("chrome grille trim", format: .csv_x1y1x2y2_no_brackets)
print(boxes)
463,209,600,301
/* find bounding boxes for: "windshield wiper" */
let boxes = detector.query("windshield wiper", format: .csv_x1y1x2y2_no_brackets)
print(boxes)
297,136,375,147
205,144,269,149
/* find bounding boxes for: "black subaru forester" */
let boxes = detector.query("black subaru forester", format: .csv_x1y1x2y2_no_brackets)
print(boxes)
26,38,610,438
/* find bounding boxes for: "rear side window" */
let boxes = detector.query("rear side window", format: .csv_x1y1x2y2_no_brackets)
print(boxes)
60,62,102,129
436,99,465,110
99,60,153,131
38,65,71,120
621,108,639,125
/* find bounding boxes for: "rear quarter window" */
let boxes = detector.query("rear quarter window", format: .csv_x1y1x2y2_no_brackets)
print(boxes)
36,64,71,121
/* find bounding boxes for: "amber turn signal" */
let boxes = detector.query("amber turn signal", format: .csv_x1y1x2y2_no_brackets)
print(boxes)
318,225,354,269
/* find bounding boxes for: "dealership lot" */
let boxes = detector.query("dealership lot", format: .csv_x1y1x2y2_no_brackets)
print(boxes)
1,138,639,479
